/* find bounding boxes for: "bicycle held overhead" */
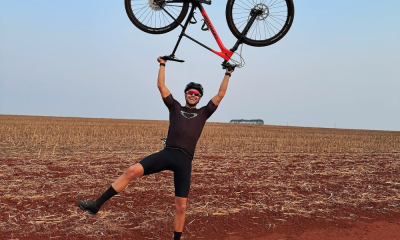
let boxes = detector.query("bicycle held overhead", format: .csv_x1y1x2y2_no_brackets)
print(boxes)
75,1,295,240
125,0,295,70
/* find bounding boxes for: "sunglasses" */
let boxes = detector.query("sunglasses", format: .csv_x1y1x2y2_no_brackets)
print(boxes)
186,90,201,97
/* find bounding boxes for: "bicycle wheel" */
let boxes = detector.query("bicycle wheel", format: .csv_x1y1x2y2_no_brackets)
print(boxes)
226,0,295,47
125,0,189,34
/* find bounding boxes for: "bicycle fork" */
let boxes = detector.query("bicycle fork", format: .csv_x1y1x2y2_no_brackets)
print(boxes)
222,8,265,70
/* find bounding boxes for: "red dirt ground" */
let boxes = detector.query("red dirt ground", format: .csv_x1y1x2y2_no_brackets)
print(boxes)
1,154,400,240
220,217,400,240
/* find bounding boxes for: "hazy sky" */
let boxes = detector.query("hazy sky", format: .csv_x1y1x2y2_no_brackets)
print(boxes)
1,1,399,131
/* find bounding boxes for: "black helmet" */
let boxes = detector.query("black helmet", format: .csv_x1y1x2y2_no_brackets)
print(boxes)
184,82,203,97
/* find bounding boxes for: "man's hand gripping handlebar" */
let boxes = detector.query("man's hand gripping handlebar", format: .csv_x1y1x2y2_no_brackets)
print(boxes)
221,62,237,72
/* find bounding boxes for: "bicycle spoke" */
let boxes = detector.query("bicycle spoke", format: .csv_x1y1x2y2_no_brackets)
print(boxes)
166,6,180,17
233,15,251,21
238,0,253,10
138,7,151,22
161,10,172,25
263,21,272,39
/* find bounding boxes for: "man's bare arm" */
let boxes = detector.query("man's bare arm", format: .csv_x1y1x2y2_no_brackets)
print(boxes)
157,56,171,98
211,69,233,106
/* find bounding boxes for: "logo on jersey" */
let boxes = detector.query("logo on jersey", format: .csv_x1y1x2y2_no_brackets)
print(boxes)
181,111,198,119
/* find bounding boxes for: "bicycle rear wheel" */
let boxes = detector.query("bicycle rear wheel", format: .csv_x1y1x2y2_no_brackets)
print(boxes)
226,0,295,47
125,0,189,34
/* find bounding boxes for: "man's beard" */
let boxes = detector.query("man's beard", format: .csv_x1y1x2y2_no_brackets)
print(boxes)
186,99,198,107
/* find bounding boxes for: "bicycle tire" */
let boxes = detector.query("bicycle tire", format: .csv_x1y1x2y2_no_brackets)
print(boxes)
125,0,189,34
226,0,295,47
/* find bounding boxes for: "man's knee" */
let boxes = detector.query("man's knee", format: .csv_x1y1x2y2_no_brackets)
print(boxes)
175,198,187,214
125,164,143,179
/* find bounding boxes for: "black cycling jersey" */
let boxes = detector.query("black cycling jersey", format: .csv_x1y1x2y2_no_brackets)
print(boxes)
163,94,218,157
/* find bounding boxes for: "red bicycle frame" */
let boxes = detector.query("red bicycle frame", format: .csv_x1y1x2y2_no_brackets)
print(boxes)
198,5,233,61
163,0,261,69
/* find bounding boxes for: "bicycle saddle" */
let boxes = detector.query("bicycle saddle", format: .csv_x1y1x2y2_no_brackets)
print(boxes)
161,55,185,63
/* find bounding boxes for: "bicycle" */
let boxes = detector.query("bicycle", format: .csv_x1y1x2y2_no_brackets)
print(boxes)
125,0,295,70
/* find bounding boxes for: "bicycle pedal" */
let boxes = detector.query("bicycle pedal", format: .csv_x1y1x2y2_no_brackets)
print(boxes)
161,55,185,63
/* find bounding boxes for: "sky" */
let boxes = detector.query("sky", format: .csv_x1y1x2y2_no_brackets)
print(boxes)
1,1,399,131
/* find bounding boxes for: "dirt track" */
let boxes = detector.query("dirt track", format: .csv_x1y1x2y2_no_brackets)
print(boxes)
1,115,399,239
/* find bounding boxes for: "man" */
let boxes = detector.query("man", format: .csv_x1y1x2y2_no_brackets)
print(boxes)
76,56,234,240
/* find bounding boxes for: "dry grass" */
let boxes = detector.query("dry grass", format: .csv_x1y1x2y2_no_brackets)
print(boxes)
0,114,399,239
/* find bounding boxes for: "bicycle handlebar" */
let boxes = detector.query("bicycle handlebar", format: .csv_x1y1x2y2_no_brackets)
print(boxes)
161,55,185,63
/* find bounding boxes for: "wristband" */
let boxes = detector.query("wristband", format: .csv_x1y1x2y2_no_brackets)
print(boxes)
160,63,165,67
225,72,231,77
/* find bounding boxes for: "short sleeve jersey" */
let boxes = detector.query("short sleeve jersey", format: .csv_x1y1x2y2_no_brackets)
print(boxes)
163,94,218,157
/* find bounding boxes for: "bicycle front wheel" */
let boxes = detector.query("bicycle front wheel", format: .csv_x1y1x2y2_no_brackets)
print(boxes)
125,0,189,34
226,0,295,47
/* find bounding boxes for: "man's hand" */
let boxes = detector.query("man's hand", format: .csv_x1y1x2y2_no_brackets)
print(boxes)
226,68,234,74
157,56,167,64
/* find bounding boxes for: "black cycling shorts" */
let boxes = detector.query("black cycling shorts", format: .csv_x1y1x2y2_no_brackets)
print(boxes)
139,148,193,198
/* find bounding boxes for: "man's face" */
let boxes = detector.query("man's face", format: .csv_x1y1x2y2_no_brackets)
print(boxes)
185,88,201,107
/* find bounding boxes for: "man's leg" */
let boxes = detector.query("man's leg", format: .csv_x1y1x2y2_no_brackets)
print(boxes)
112,163,144,192
171,149,192,239
174,197,188,240
77,163,144,214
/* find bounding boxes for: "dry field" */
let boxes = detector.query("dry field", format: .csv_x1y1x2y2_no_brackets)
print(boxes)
1,114,399,239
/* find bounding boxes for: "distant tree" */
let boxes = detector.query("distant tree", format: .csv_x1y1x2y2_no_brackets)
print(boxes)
230,119,264,125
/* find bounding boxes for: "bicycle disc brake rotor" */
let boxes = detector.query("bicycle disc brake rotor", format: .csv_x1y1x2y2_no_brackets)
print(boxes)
148,0,166,11
254,3,269,20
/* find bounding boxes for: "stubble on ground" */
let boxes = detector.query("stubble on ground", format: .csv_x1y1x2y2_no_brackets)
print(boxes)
1,115,399,239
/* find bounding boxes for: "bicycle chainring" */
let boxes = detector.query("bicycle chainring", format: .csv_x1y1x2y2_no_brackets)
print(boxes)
148,0,166,11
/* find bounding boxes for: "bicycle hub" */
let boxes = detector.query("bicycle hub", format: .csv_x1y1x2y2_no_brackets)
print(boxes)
149,0,166,11
251,4,269,20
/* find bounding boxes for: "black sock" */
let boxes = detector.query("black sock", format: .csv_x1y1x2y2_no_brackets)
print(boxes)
174,231,182,240
96,186,118,207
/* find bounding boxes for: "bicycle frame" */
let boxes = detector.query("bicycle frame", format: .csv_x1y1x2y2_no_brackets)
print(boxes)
160,0,262,68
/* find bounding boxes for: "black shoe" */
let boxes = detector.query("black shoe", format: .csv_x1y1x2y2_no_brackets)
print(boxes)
76,200,100,215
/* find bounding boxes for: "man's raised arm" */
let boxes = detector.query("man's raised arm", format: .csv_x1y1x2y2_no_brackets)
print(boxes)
157,56,171,98
211,69,234,106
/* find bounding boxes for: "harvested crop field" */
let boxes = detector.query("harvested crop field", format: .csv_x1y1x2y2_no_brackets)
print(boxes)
1,115,400,239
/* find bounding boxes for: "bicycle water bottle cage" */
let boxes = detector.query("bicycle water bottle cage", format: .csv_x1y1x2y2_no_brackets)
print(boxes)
161,55,185,63
190,14,197,24
201,20,209,31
